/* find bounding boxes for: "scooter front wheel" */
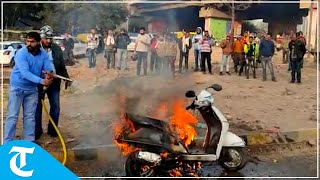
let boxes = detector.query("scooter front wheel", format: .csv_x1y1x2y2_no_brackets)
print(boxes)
125,151,157,177
218,147,247,171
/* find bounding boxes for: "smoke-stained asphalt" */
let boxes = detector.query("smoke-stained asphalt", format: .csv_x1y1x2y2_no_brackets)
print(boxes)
68,143,317,178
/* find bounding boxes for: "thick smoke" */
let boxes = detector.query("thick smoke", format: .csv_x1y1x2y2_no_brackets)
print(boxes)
72,73,197,148
62,3,198,147
100,74,196,119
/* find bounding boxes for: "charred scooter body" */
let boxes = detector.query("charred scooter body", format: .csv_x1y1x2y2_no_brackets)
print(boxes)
116,84,247,177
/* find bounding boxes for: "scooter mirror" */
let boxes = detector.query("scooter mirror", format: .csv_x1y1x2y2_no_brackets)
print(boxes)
185,90,196,98
211,84,222,91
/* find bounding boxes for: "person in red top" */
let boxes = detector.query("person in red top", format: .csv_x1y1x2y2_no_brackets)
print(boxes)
149,34,160,73
200,31,213,74
242,32,249,44
298,31,306,44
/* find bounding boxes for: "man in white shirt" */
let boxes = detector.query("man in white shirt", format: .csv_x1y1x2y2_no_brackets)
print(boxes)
87,28,99,68
134,27,151,76
178,31,192,73
104,30,116,69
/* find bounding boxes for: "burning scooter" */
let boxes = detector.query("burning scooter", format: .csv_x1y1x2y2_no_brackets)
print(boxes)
115,84,247,177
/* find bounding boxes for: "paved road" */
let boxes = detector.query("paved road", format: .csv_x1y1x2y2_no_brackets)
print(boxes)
201,150,317,178
67,143,317,178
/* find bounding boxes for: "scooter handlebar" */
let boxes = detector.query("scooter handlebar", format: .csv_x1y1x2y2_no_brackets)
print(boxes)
186,105,192,110
186,101,196,110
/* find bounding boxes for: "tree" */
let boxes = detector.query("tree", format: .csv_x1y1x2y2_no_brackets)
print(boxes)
204,0,256,40
241,21,260,34
39,3,128,34
1,3,43,29
2,1,128,34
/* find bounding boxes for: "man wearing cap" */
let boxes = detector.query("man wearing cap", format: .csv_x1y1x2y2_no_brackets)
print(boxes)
244,35,259,79
35,25,71,140
253,32,261,45
4,32,54,143
219,34,233,75
232,36,245,74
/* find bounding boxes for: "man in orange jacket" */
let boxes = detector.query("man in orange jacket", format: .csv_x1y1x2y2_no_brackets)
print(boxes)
232,36,245,74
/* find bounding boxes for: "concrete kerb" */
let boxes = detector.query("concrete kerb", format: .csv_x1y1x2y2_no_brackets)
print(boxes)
48,128,317,163
190,126,318,147
49,144,121,164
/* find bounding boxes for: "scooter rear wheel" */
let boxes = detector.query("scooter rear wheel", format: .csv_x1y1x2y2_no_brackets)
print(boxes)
125,151,156,177
218,147,247,171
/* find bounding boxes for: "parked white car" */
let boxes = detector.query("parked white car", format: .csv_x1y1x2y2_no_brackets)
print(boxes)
0,41,25,66
53,36,87,56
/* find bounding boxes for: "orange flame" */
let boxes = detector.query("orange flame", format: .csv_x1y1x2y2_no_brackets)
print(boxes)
169,169,183,177
112,115,140,156
168,162,202,177
160,152,169,158
112,95,140,156
170,99,198,146
113,96,198,156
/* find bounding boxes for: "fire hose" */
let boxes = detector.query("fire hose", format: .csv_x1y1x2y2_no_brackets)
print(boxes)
41,73,74,165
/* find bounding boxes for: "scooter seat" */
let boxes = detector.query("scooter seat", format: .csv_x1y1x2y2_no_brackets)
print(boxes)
125,113,169,129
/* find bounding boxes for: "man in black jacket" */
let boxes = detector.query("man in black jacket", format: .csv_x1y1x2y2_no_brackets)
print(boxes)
63,33,75,66
289,32,306,84
115,28,131,70
35,25,71,140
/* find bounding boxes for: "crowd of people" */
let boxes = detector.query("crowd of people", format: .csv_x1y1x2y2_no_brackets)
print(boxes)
3,24,307,143
86,27,307,83
86,27,183,77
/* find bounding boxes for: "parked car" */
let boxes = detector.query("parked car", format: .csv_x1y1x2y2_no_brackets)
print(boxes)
0,41,25,67
53,36,87,57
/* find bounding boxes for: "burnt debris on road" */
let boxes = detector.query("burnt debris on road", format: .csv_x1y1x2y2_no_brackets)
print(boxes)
66,142,317,177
